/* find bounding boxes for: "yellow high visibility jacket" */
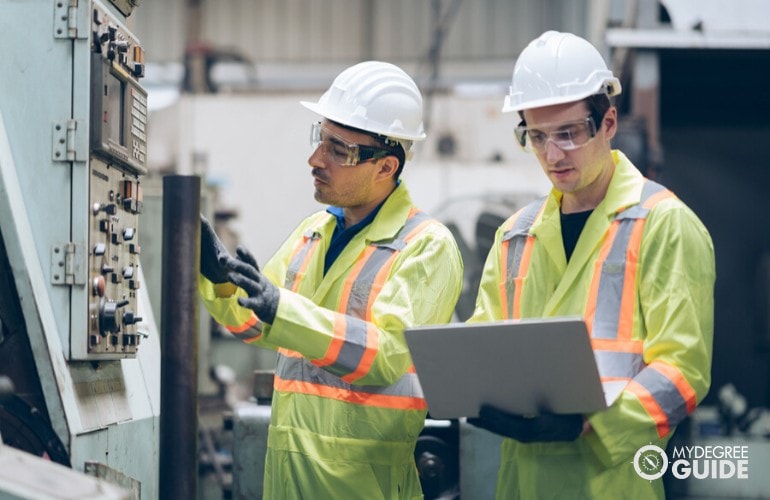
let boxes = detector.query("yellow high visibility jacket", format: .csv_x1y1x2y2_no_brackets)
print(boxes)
470,151,715,500
200,181,463,499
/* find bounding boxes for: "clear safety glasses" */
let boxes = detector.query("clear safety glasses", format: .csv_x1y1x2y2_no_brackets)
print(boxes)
310,122,392,166
514,116,598,153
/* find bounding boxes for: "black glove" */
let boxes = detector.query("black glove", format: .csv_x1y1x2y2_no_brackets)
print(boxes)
224,245,280,324
467,404,583,443
200,215,232,284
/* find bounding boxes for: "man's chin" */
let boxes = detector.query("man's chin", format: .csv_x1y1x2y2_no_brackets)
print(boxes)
314,190,330,204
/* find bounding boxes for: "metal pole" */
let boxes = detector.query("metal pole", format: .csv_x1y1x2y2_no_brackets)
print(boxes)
160,175,201,499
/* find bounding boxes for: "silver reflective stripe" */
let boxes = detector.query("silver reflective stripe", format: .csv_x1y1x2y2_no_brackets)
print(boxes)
591,181,665,339
329,211,431,377
277,210,431,397
501,197,546,281
591,219,635,339
276,354,425,399
229,322,263,341
325,315,368,378
594,350,644,379
284,229,321,290
344,211,430,321
501,197,546,318
635,365,689,428
345,249,393,318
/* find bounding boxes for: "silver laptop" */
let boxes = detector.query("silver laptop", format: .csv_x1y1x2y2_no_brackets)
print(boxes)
404,317,608,419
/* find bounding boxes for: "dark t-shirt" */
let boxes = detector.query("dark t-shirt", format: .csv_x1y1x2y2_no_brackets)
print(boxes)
560,210,593,261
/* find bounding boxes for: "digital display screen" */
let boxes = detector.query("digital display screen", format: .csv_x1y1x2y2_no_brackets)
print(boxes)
91,52,147,173
105,71,126,146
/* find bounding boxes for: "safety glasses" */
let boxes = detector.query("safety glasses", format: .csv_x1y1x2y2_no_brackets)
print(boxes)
310,122,393,166
514,116,598,153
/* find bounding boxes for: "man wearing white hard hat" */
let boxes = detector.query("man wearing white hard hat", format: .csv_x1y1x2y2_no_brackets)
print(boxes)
198,61,463,498
467,31,715,499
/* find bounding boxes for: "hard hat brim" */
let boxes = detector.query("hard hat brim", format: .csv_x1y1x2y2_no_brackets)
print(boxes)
299,100,427,141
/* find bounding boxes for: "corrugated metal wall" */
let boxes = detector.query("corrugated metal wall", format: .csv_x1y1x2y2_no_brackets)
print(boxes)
130,0,590,65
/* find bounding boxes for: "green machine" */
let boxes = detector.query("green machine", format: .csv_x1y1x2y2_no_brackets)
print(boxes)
0,0,159,497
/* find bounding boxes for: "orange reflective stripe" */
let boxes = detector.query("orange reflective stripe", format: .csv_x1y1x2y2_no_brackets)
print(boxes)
285,238,307,273
499,255,510,320
274,376,428,411
313,314,347,368
284,214,327,292
227,312,258,334
291,238,321,293
401,214,433,243
498,215,518,319
324,209,432,379
341,322,378,384
366,257,393,321
338,245,376,313
362,216,432,322
591,338,644,353
585,221,619,335
649,360,698,414
627,379,670,438
617,219,646,341
498,200,546,320
278,209,435,396
512,236,535,319
643,189,674,209
513,201,547,319
278,348,303,358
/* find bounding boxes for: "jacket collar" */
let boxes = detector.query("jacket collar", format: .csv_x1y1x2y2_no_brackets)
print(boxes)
528,151,646,313
533,150,644,235
308,181,415,302
360,181,415,243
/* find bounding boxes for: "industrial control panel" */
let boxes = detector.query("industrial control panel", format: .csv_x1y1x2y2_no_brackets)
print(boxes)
84,3,148,358
1,0,161,495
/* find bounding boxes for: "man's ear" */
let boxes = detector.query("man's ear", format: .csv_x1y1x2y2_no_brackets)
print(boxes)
603,107,618,141
376,155,399,181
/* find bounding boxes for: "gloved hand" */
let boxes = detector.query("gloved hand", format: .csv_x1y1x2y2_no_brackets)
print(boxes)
200,214,232,284
224,245,280,324
467,404,583,443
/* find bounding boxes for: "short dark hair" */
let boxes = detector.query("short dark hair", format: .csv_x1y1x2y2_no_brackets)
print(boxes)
370,134,407,180
517,93,614,130
585,93,612,130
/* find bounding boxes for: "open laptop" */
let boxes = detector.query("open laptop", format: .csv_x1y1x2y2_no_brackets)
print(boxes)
404,317,608,419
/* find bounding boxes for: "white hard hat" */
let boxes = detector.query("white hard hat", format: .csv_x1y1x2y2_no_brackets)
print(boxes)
502,31,622,113
301,61,427,142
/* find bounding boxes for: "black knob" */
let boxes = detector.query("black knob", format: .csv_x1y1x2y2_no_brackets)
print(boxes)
98,298,122,334
122,310,142,326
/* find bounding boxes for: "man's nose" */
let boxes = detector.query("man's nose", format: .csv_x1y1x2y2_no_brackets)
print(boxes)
544,139,566,163
308,146,325,168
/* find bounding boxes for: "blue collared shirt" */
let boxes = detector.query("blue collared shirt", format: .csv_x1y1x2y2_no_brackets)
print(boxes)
324,203,384,275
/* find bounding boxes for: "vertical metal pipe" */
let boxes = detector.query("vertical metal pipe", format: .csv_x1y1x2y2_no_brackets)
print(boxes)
160,175,200,499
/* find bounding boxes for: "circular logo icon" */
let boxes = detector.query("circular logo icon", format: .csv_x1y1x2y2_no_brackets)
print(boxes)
633,444,669,481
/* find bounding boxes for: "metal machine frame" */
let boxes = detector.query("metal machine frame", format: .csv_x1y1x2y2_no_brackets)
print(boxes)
0,1,159,497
